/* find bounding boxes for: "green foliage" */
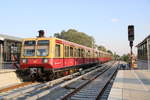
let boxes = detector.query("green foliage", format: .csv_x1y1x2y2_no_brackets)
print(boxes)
97,45,107,52
113,52,120,60
121,54,129,62
107,50,113,54
54,29,95,48
54,29,115,55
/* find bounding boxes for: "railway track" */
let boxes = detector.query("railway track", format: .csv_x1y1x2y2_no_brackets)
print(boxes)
99,70,117,100
61,61,119,100
0,62,107,99
0,61,117,100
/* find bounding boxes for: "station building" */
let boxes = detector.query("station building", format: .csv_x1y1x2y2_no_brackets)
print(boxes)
136,34,150,69
0,34,22,69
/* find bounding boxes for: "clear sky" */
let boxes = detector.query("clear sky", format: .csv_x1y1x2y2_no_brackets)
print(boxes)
0,0,150,55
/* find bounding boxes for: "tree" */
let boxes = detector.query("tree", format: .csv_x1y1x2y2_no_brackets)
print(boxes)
97,45,107,52
54,29,114,54
113,52,120,60
107,50,113,54
54,29,95,48
121,54,130,62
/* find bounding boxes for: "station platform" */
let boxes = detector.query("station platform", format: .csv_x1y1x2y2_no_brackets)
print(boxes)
0,69,21,89
108,70,150,100
0,69,16,73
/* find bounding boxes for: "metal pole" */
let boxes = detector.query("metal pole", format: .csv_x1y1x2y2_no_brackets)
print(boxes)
130,43,133,69
131,46,133,55
147,38,150,70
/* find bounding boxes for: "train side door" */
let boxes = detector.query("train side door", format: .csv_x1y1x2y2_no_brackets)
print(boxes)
54,43,63,68
64,45,69,67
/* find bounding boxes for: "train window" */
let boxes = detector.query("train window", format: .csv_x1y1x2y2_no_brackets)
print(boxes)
24,49,35,56
74,48,77,57
86,51,88,57
24,41,36,56
65,46,67,57
77,48,81,57
55,44,61,57
37,40,49,45
37,40,49,56
96,52,98,57
101,53,103,57
81,49,84,57
24,41,35,46
65,46,69,57
77,49,79,57
67,46,70,57
90,51,92,57
87,51,90,57
91,52,93,58
73,48,75,57
37,46,49,56
70,47,73,57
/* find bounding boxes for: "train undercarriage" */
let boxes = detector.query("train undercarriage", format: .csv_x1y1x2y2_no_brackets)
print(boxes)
16,62,99,82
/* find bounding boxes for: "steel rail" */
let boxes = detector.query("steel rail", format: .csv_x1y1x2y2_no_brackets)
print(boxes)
20,62,114,100
0,63,103,99
96,61,120,100
61,61,117,100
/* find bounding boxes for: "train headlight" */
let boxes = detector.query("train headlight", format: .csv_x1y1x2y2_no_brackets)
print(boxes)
22,59,27,63
43,58,48,63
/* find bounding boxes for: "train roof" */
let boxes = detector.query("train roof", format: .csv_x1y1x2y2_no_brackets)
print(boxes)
23,37,111,55
136,34,150,47
55,38,111,55
0,34,22,42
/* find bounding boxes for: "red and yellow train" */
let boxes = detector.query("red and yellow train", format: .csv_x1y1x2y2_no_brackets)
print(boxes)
20,31,112,80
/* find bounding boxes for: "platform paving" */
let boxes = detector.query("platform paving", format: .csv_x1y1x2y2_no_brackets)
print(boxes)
108,70,150,100
0,69,21,89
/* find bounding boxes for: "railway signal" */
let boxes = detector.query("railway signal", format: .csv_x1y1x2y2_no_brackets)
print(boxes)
128,25,134,54
128,25,134,42
128,25,135,69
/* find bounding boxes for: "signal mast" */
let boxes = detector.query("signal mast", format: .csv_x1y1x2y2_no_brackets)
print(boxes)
128,25,135,69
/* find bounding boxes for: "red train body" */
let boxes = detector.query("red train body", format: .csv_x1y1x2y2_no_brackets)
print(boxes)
20,35,112,80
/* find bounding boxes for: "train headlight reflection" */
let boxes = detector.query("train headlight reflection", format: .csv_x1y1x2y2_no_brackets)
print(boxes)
22,59,27,63
43,58,48,63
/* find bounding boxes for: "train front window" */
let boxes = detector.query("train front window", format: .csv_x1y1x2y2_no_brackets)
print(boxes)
24,41,36,46
23,40,36,56
37,40,49,45
24,49,35,56
37,40,49,56
37,48,48,56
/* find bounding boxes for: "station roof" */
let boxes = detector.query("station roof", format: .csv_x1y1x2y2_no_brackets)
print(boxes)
136,34,150,47
0,34,22,42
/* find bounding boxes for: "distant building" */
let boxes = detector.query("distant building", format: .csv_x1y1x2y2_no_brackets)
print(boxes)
0,34,22,69
136,34,150,69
